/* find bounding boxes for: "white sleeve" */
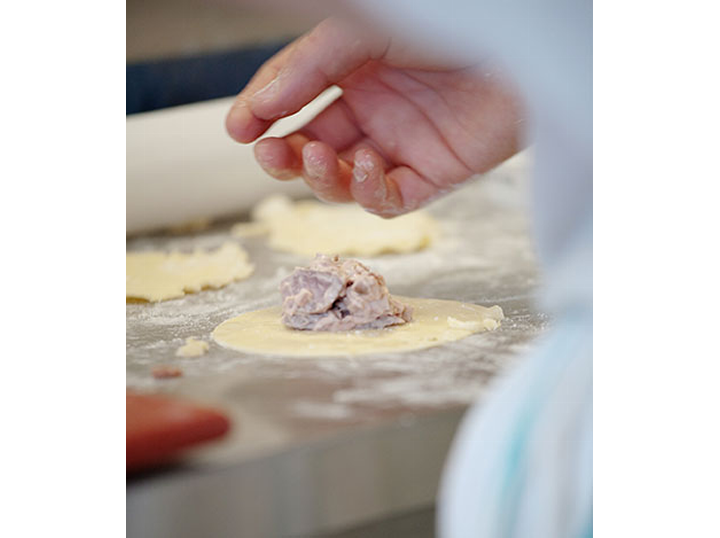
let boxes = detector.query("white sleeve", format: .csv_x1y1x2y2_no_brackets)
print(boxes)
345,2,593,536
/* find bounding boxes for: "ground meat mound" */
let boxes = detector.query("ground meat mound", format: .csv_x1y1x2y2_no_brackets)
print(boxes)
280,254,413,331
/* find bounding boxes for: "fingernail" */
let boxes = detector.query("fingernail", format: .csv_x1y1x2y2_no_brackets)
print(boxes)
253,76,280,103
254,140,272,163
265,167,298,180
254,144,293,180
226,103,253,141
303,147,326,179
353,167,368,183
353,153,372,183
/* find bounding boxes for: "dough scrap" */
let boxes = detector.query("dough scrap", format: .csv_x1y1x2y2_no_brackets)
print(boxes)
176,337,210,357
126,242,254,302
212,297,503,357
447,312,502,331
232,195,439,257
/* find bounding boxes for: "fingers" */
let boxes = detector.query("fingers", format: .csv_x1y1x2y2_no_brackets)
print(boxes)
227,18,388,144
251,19,388,121
226,43,296,143
301,141,354,203
350,148,441,218
299,98,364,152
226,99,271,144
254,134,354,203
254,137,302,180
350,148,399,215
255,136,440,216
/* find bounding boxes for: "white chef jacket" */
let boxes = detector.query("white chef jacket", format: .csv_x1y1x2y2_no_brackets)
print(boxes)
349,1,593,536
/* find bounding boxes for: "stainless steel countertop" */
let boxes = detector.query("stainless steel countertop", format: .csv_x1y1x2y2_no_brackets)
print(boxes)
126,153,549,537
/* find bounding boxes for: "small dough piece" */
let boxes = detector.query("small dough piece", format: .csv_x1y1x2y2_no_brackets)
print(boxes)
176,337,210,357
447,307,503,331
212,297,503,357
232,195,439,257
126,242,254,302
447,316,483,331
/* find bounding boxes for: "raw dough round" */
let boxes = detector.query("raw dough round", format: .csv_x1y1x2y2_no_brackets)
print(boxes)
232,195,439,257
212,297,503,357
126,242,254,302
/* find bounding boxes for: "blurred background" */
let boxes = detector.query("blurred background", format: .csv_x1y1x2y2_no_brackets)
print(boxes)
127,0,320,114
126,0,326,234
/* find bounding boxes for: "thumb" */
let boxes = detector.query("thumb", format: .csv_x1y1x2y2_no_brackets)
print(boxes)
249,18,389,121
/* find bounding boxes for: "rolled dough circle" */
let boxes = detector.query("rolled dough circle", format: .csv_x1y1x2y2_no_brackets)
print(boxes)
212,297,503,357
126,242,254,302
233,196,439,257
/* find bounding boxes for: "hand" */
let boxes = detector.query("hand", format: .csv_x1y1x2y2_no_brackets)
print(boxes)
226,18,524,217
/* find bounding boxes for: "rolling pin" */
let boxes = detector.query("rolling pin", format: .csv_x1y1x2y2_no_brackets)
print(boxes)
126,88,340,235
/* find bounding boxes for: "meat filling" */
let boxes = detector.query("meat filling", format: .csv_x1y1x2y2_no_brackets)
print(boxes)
280,254,413,331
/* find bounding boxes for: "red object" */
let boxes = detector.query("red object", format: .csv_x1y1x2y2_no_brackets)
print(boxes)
127,391,231,472
152,365,184,379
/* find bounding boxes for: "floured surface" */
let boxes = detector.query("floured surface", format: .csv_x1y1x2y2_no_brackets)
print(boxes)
126,242,254,302
126,152,548,468
213,297,503,357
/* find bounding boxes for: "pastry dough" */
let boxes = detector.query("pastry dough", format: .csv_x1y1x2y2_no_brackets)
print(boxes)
232,195,439,257
212,297,503,357
126,242,254,302
176,337,210,357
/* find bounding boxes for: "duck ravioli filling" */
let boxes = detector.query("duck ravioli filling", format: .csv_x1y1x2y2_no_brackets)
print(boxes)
280,255,413,331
